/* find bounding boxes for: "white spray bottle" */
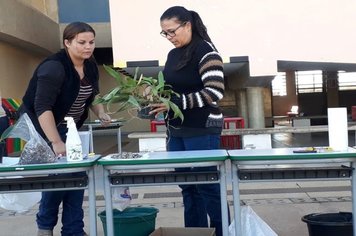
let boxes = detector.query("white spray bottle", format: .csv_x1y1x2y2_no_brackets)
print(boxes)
64,117,83,162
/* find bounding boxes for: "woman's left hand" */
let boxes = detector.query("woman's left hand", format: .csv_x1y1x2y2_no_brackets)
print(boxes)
149,103,168,118
98,112,111,126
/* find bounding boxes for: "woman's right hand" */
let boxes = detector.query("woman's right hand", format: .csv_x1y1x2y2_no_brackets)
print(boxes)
52,140,66,158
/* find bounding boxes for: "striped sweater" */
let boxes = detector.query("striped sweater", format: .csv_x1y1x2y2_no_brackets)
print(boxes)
163,39,225,137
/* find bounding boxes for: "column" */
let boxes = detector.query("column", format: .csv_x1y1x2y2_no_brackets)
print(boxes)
323,71,339,108
246,87,265,128
235,89,249,127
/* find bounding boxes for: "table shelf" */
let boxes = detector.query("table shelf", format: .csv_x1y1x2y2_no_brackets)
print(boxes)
0,175,88,192
110,171,219,185
239,166,352,180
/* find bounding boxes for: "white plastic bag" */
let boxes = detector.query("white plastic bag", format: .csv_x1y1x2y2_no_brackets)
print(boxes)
0,190,41,213
112,186,132,211
229,205,278,236
1,113,56,164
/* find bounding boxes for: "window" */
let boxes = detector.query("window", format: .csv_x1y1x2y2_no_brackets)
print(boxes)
296,70,322,93
338,71,356,91
272,72,287,96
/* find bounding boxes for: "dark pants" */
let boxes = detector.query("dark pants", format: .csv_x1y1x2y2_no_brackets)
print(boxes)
36,123,86,236
36,181,85,236
167,134,229,236
0,116,9,156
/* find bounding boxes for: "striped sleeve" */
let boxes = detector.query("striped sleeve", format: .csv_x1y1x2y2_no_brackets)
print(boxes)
183,42,224,110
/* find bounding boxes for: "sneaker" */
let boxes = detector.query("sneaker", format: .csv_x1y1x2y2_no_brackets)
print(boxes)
37,229,53,236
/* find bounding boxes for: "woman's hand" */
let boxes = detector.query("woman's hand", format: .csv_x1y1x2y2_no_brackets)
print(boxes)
52,140,66,158
149,103,168,118
98,112,111,126
90,103,111,126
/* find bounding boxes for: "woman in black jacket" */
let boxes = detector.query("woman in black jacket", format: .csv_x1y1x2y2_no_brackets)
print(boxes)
21,22,110,236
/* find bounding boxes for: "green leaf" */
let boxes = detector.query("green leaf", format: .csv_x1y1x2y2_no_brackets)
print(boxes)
103,65,124,86
169,101,184,122
99,66,184,121
156,71,165,91
102,87,121,101
127,95,141,108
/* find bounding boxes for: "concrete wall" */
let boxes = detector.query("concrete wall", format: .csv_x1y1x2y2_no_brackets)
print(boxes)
17,0,58,22
0,0,60,99
0,41,43,98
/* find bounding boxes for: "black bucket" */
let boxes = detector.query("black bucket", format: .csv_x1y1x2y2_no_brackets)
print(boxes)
302,212,352,236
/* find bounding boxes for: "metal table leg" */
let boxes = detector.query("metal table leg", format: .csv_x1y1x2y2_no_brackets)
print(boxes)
103,168,114,236
117,127,121,154
220,161,229,236
352,162,356,236
232,164,242,236
87,168,97,235
89,124,94,153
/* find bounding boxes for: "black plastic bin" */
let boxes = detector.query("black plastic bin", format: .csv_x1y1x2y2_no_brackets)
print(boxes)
302,212,352,236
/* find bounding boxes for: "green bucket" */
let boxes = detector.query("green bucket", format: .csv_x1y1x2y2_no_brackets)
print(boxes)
98,207,159,236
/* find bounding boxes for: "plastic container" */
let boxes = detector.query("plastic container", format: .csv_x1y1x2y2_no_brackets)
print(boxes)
78,131,90,157
302,212,352,236
98,207,159,236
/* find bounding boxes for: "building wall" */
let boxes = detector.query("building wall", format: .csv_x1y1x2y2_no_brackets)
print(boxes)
17,0,58,22
0,0,60,55
0,41,43,98
0,0,60,101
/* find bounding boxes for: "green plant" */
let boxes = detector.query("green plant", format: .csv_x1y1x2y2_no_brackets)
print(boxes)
93,65,184,121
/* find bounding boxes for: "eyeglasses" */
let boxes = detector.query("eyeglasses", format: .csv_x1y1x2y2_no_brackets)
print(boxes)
160,22,186,38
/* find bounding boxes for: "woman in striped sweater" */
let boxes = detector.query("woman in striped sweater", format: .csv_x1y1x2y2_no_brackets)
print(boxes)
151,6,227,236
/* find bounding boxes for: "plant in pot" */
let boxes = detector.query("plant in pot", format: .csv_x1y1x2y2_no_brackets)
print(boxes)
93,65,184,122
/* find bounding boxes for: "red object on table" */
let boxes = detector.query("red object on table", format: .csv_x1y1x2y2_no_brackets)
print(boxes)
221,117,244,149
150,120,165,132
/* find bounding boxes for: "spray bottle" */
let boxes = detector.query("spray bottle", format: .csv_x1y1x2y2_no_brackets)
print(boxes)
64,117,83,162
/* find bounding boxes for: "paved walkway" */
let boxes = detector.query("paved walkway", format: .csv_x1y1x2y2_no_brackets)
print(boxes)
0,180,352,236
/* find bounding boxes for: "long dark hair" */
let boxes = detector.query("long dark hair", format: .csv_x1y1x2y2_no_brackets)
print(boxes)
160,6,215,70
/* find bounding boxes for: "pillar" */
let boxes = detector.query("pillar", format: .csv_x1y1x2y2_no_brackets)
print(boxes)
246,87,265,128
235,89,249,127
323,71,339,108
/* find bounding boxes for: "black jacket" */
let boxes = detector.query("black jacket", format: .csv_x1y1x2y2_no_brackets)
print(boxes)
22,49,99,138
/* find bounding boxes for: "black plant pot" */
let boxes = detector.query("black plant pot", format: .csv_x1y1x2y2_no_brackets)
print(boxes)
137,106,156,120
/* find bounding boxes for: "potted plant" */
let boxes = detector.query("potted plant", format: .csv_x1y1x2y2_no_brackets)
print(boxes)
93,65,184,121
